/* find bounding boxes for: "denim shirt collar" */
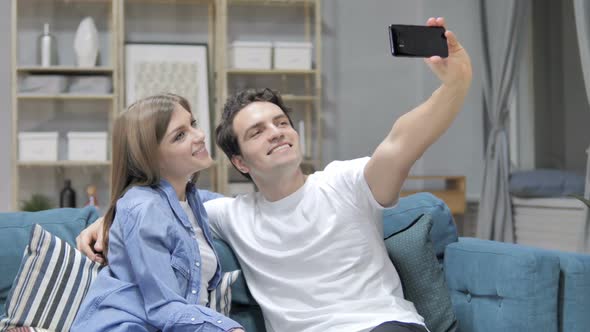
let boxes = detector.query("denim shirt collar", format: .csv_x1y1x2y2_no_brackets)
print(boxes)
155,179,222,289
156,179,195,230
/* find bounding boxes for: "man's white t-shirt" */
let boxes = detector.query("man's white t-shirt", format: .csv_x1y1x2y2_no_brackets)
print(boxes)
205,158,425,332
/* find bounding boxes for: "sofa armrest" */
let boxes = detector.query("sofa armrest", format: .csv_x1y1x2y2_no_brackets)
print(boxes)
549,251,590,332
444,237,560,332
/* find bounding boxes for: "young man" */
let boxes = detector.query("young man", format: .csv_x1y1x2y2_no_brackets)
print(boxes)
78,18,471,332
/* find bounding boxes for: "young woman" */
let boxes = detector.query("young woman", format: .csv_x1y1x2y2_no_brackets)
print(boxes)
72,93,244,332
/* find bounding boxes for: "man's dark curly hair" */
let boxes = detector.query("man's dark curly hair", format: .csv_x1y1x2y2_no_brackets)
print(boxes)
216,88,294,180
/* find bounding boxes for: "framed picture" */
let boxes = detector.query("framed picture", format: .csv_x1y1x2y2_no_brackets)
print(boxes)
125,43,212,151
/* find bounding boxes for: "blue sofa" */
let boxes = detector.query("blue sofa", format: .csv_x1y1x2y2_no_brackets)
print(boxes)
1,194,589,332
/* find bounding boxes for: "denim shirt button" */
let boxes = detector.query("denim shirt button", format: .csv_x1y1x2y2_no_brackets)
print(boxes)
192,289,197,294
195,261,200,267
217,320,222,324
191,317,195,322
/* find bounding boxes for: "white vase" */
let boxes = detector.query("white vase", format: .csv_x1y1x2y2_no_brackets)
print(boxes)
73,17,99,67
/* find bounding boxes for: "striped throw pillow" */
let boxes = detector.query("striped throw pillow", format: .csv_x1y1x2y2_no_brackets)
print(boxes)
0,225,101,332
209,270,241,317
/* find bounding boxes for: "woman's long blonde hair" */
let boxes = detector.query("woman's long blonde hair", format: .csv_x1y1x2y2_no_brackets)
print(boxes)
102,93,198,259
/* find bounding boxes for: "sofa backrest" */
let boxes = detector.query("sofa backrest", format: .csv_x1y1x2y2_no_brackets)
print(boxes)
384,192,458,262
0,206,99,313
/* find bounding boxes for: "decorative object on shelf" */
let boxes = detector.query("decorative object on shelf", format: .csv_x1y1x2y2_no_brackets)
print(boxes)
21,194,53,212
38,23,57,67
125,43,212,152
74,17,99,67
59,179,77,208
84,185,99,211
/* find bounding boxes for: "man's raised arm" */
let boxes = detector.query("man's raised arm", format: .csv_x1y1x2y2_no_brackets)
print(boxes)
365,17,472,207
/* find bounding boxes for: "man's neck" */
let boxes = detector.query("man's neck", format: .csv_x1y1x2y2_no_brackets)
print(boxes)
253,167,307,202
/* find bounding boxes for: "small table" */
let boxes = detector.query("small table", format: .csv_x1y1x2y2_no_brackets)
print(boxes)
400,175,467,215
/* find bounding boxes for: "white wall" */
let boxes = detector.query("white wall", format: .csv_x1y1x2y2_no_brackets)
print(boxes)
322,0,484,200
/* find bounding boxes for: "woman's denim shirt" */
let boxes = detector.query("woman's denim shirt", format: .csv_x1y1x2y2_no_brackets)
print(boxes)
71,181,241,332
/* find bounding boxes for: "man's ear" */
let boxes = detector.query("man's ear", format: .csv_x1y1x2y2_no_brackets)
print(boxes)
231,155,250,174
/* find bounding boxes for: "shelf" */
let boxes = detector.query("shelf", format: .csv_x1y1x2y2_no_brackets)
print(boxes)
17,94,115,100
126,0,214,3
21,0,112,3
227,69,316,75
229,0,315,6
17,66,114,75
18,161,112,167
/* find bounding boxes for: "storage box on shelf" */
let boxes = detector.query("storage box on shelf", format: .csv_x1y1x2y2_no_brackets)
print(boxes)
273,42,312,69
228,41,273,69
67,132,108,161
18,132,58,162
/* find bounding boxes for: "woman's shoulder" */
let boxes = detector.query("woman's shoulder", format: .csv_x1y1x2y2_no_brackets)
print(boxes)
116,186,167,216
114,186,175,235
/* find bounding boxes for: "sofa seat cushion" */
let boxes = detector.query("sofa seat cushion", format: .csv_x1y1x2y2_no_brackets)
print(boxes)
445,238,561,332
0,207,99,313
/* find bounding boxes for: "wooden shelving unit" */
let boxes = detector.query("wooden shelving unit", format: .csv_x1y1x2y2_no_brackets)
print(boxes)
214,0,322,195
11,0,119,210
18,161,112,167
11,0,322,209
17,66,115,74
17,94,115,100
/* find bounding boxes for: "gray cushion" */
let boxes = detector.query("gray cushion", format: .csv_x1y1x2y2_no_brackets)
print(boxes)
510,169,585,198
383,192,458,263
384,214,457,332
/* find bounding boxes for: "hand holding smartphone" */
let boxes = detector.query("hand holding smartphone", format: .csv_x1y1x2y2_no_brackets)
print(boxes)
388,24,448,58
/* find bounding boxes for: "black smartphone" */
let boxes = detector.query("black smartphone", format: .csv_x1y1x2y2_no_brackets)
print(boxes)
388,24,448,58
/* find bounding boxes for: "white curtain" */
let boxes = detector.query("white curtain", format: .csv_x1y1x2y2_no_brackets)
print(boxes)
476,0,529,242
573,0,590,253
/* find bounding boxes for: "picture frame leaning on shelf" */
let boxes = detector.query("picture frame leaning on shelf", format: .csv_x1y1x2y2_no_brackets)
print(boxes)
125,43,212,152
